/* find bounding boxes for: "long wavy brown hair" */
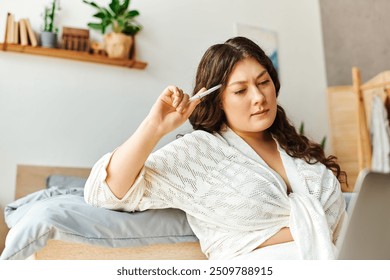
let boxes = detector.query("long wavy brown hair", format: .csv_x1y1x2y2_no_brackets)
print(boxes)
189,36,346,184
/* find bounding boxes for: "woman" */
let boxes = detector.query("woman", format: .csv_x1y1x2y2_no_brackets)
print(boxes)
84,36,346,260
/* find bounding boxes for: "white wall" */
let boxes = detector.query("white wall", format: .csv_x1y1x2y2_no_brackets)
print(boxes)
0,0,328,208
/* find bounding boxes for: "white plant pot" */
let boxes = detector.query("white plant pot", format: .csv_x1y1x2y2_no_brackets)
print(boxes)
40,31,57,48
104,32,133,59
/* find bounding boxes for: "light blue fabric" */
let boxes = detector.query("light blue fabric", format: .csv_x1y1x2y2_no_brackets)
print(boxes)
1,176,197,260
343,192,354,211
46,174,87,190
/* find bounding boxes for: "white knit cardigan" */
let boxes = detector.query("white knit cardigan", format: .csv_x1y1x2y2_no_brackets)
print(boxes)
84,127,346,260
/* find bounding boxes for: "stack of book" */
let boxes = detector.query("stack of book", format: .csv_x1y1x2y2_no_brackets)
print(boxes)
4,12,38,47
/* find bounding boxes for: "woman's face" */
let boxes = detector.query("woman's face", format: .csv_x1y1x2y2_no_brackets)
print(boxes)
221,57,277,137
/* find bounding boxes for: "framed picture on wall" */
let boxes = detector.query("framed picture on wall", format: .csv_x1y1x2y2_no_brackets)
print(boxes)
235,23,279,73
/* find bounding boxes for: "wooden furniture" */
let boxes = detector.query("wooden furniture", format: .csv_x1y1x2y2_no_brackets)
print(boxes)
0,206,8,255
2,12,145,69
0,43,147,69
35,240,204,260
327,67,390,190
0,13,147,69
62,27,90,52
15,164,91,199
15,164,206,260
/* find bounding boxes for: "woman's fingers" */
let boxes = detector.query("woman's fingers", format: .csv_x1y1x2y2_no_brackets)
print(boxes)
161,85,203,114
176,94,190,113
171,87,184,108
164,86,187,111
183,97,201,118
162,86,181,102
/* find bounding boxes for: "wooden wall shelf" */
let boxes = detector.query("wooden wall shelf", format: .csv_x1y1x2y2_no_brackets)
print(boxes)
0,43,147,69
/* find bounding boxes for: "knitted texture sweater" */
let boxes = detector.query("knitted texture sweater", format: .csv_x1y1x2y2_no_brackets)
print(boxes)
84,127,346,259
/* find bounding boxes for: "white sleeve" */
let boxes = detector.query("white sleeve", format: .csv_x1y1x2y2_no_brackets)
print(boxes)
321,169,347,238
83,151,148,212
84,131,222,213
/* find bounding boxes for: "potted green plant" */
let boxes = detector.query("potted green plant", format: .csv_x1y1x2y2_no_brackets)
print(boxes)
41,0,60,48
83,0,142,59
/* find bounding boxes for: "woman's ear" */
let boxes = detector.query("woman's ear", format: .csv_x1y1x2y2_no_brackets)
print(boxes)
219,99,224,109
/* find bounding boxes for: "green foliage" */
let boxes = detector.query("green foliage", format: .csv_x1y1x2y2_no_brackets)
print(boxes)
83,0,142,35
43,0,60,33
299,121,327,150
299,122,305,136
320,136,327,150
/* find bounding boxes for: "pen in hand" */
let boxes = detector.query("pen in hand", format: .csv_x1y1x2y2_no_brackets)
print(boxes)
189,84,222,103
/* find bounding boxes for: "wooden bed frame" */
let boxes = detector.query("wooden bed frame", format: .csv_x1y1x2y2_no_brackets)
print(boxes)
15,164,207,260
0,206,7,255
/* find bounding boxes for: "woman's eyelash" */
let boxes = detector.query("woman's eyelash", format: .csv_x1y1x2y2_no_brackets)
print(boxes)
258,80,270,85
234,89,246,94
233,80,270,94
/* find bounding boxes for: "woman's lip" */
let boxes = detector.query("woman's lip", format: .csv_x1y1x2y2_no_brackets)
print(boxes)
251,109,269,116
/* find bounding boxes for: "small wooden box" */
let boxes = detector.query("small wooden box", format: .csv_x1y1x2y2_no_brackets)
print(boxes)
62,27,90,52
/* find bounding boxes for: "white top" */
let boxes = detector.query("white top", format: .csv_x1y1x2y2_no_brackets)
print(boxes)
84,127,346,260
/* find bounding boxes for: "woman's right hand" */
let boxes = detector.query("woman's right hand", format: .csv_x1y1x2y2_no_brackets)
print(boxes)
105,86,204,199
146,85,203,137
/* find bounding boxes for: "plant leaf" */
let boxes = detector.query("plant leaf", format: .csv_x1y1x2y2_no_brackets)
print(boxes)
102,18,113,29
320,136,327,150
109,0,121,15
82,0,102,10
83,0,111,20
299,122,305,135
118,0,130,14
87,22,104,33
102,7,114,18
126,10,140,18
122,22,141,35
92,12,106,20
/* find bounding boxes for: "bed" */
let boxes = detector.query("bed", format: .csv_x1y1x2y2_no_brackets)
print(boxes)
1,164,206,260
2,164,355,260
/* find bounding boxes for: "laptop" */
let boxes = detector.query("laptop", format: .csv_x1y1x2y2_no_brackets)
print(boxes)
336,169,390,259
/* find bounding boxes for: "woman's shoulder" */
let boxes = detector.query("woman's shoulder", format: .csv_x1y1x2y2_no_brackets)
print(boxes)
180,129,228,145
149,130,231,165
161,129,230,155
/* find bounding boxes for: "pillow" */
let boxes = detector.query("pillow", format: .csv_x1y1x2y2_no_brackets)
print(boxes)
46,174,87,189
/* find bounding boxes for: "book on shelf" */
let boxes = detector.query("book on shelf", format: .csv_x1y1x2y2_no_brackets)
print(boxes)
6,13,14,44
3,13,9,46
19,19,28,46
3,13,35,46
23,18,38,47
14,21,19,44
